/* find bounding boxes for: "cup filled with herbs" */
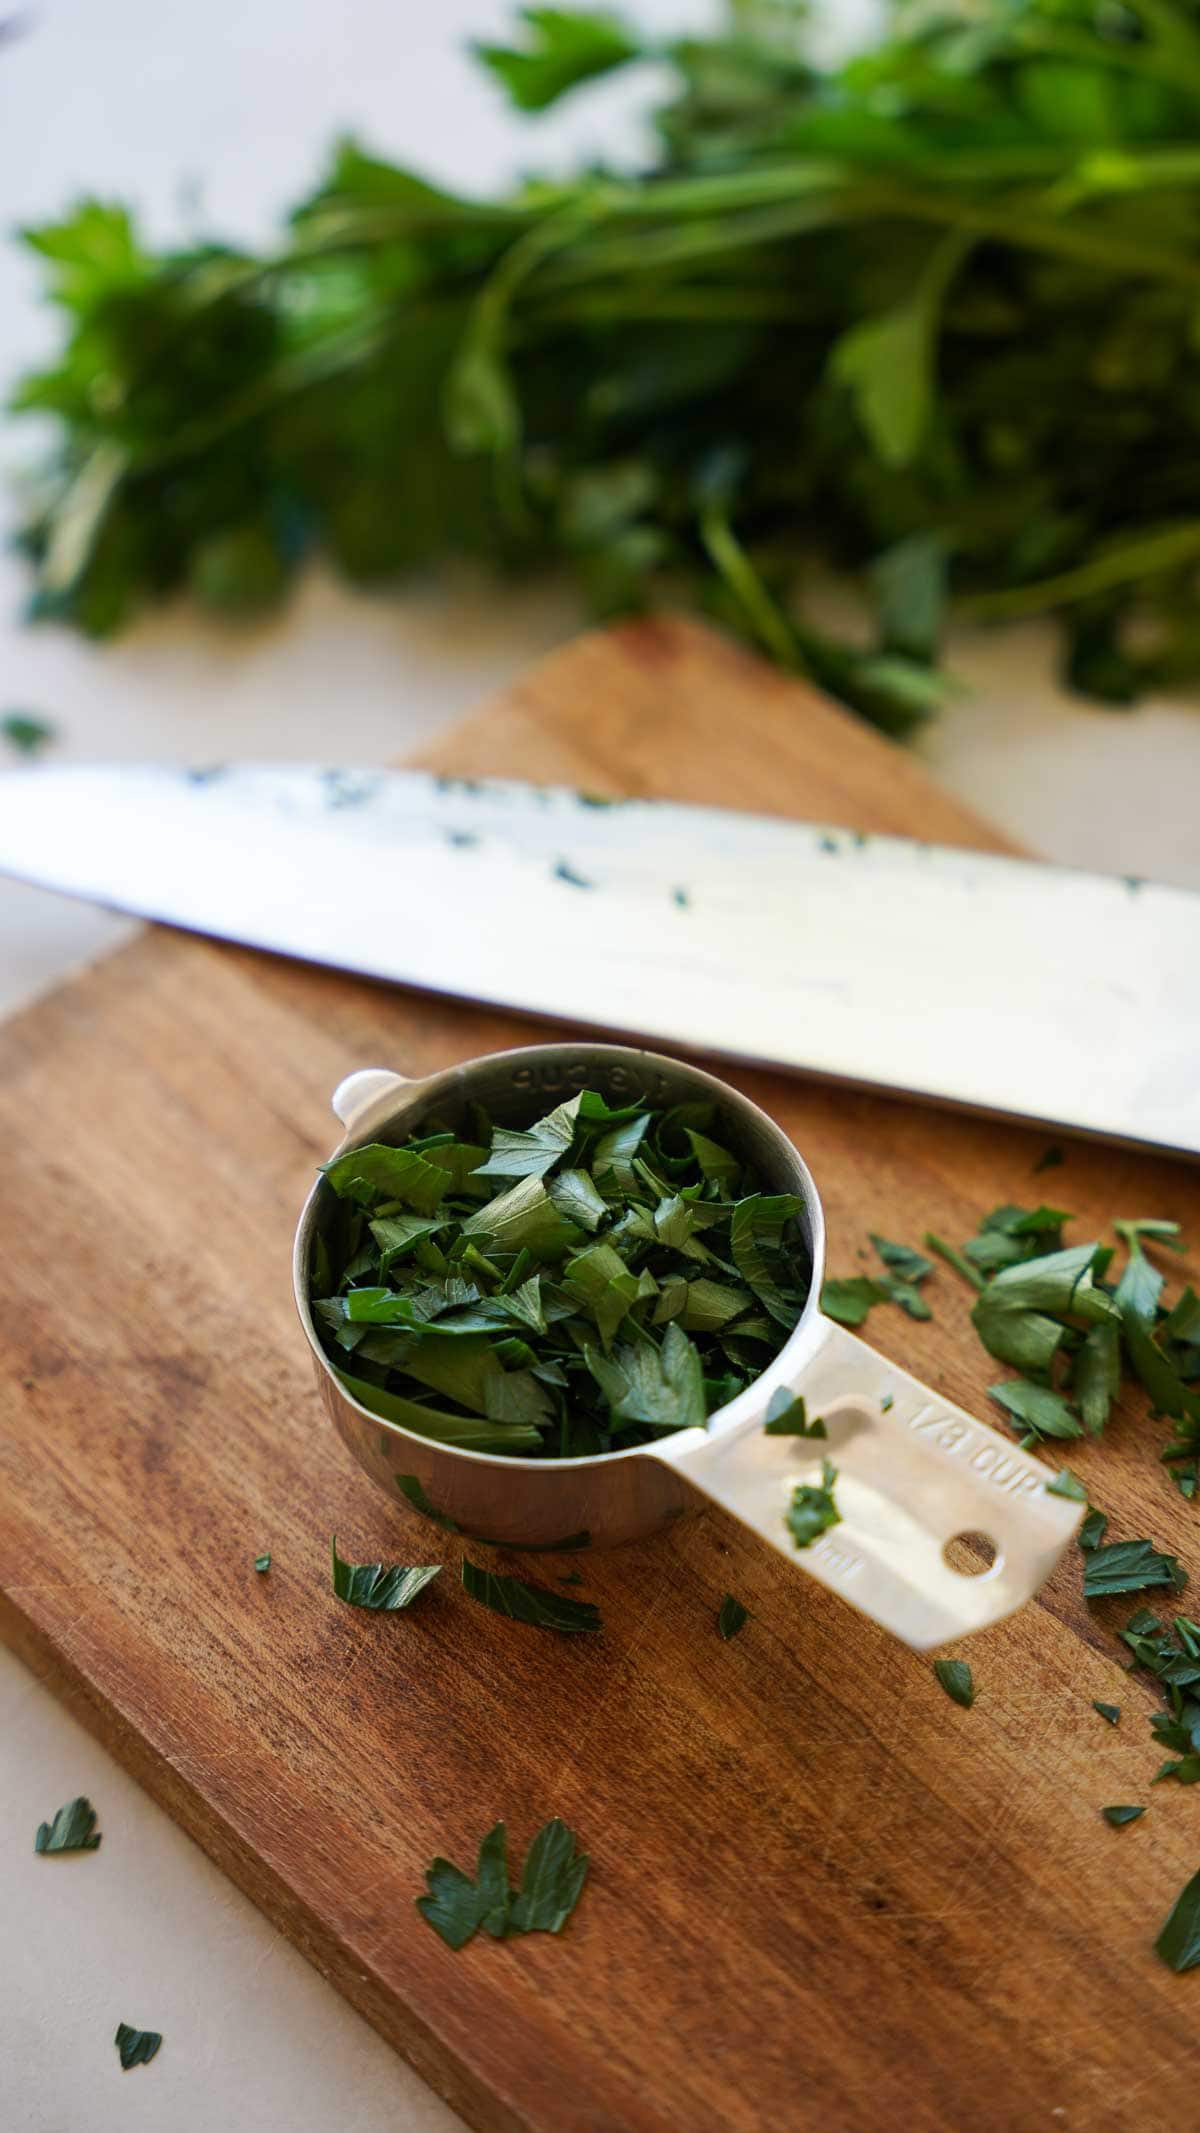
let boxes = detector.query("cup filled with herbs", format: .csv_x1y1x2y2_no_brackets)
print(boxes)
295,1042,1082,1647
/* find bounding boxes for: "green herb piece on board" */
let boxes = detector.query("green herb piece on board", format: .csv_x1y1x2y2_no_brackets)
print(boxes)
1101,1806,1145,1827
1156,1869,1200,1973
933,1659,975,1709
1093,1702,1121,1726
461,1561,602,1633
1083,1540,1187,1600
717,1593,749,1640
331,1536,441,1612
34,1797,101,1853
417,1818,588,1949
1046,1470,1088,1502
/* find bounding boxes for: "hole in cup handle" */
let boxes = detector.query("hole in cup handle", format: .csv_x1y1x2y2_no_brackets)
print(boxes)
659,1316,1085,1651
331,1068,412,1130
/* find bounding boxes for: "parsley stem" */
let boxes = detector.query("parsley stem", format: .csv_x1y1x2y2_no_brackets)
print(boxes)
924,1232,986,1291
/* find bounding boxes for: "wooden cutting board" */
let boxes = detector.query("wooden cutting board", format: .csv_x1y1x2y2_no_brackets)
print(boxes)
2,615,1197,2133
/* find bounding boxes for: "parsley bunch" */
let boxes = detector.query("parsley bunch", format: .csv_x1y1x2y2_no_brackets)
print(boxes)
311,1086,811,1458
16,0,1200,729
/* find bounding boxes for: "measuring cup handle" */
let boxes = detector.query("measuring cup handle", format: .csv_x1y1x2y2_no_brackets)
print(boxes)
655,1315,1084,1651
331,1068,413,1130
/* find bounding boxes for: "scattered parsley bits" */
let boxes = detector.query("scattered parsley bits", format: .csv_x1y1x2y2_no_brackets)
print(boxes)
114,2024,162,2070
1046,1469,1088,1501
1156,1869,1200,1974
1093,1702,1121,1726
2,710,55,755
933,1659,975,1709
1083,1539,1187,1600
1079,1510,1109,1553
313,1088,810,1460
763,1388,826,1437
717,1593,749,1640
34,1797,101,1853
461,1560,602,1634
821,1231,932,1327
417,1819,588,1950
1033,1146,1065,1175
254,1553,271,1573
330,1536,440,1611
1101,1805,1145,1827
785,1460,840,1549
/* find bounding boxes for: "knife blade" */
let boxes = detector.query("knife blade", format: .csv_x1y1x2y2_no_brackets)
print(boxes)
0,763,1194,1155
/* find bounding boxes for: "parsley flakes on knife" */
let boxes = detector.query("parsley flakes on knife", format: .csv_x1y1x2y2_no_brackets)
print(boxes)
312,1088,811,1459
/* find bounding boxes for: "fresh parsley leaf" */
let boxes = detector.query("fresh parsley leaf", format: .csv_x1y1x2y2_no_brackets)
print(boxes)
763,1388,826,1437
114,2023,162,2070
1156,1870,1200,1973
1101,1805,1144,1826
933,1659,975,1709
1093,1702,1121,1725
820,1276,890,1327
476,8,641,113
417,1818,588,1948
869,1234,933,1284
2,710,55,755
1153,1756,1200,1784
417,1831,502,1951
785,1459,840,1548
1079,1509,1109,1553
1033,1146,1065,1174
717,1593,749,1640
1046,1468,1088,1501
34,1796,101,1853
730,1194,806,1325
461,1560,602,1633
1073,1321,1122,1437
988,1379,1083,1442
330,1536,440,1611
1083,1539,1187,1600
924,1233,986,1291
321,1142,449,1213
506,1817,590,1934
254,1552,271,1573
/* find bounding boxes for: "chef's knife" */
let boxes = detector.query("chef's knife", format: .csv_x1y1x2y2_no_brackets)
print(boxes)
0,763,1194,1155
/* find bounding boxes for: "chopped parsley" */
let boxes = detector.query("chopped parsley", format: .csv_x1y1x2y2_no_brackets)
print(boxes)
717,1593,749,1640
254,1552,271,1573
785,1460,840,1548
313,1088,811,1460
1093,1702,1121,1726
763,1388,826,1437
417,1818,588,1949
1156,1869,1200,1973
461,1561,602,1633
330,1536,440,1611
1101,1805,1145,1827
2,710,55,755
114,2023,162,2070
34,1797,101,1853
1082,1539,1187,1600
933,1659,975,1709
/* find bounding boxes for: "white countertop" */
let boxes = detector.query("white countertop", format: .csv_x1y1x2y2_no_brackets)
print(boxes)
2,5,1198,2130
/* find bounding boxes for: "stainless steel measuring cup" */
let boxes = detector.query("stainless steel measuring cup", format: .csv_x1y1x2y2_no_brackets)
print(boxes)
293,1041,1082,1649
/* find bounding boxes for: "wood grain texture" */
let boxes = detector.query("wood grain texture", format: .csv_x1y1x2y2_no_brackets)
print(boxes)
1,614,1197,2133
